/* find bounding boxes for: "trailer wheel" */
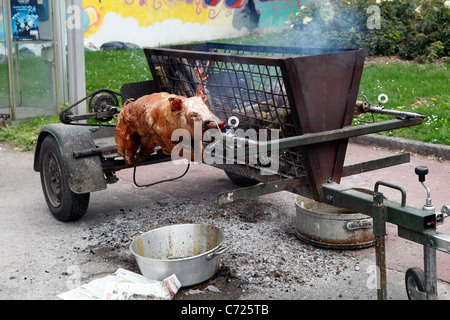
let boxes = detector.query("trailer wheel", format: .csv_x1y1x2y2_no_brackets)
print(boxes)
405,267,426,300
224,170,259,187
39,135,90,222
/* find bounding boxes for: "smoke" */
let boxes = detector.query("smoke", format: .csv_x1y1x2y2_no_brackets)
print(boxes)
286,0,363,49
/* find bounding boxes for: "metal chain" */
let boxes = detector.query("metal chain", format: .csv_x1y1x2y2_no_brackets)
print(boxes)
60,89,121,126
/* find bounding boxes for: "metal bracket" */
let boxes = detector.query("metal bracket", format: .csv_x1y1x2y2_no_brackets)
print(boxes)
342,153,410,178
322,183,436,234
217,177,306,205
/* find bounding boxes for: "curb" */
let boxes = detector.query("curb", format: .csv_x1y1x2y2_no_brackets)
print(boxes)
350,134,450,161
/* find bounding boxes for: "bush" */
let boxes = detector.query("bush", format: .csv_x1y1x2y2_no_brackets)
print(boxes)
285,0,450,62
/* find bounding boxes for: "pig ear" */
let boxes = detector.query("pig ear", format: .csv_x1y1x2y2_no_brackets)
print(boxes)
196,85,207,102
168,97,183,112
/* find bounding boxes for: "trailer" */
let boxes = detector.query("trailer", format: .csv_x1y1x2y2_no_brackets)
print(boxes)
34,43,449,300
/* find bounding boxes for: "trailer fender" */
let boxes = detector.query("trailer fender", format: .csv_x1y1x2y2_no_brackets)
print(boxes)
34,123,107,194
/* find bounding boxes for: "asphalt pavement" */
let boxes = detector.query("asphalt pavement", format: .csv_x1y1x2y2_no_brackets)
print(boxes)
0,140,449,301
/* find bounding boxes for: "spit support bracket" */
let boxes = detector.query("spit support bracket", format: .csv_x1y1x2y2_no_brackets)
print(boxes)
321,183,437,234
216,153,411,205
215,118,419,206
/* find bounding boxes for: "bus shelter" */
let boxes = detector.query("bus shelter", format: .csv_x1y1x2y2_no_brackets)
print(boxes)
0,0,68,121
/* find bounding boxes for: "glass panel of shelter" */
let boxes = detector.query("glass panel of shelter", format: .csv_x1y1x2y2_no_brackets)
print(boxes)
0,1,10,118
12,0,57,119
1,0,58,120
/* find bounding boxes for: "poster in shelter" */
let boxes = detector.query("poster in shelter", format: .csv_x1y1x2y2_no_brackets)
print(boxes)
11,0,39,41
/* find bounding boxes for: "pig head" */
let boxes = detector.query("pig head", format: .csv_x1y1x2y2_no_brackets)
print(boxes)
115,88,225,165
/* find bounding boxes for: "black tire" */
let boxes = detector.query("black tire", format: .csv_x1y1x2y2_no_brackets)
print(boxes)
405,267,426,300
39,135,90,222
224,170,259,188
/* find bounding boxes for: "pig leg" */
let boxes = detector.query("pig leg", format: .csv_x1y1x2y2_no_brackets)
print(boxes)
119,133,140,165
115,117,139,165
134,135,157,163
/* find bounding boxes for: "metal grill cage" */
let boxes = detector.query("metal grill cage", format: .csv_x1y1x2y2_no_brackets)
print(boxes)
144,43,359,181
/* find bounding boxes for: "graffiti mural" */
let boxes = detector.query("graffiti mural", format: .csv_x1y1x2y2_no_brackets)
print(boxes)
82,0,298,48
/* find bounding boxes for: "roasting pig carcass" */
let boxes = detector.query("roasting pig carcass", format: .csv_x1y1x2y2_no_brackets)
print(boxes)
115,87,225,165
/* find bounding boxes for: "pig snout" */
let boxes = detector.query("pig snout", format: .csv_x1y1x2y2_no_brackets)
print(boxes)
185,100,225,131
207,120,225,131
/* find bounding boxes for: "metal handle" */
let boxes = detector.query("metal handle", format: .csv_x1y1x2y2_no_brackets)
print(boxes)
415,166,428,182
437,205,450,224
346,219,373,231
378,94,388,105
206,245,230,260
374,181,406,207
228,116,239,129
128,231,142,240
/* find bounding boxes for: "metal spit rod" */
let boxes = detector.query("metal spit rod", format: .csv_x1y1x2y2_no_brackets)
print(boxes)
356,94,427,120
367,106,427,120
218,118,423,158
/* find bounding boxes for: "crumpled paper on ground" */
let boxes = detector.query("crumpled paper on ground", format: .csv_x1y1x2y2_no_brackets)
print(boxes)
58,268,181,300
103,273,181,300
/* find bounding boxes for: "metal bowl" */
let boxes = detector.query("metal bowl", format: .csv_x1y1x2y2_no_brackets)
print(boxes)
295,196,375,249
130,224,228,287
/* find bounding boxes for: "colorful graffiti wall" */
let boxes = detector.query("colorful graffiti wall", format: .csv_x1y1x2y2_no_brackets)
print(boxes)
82,0,300,47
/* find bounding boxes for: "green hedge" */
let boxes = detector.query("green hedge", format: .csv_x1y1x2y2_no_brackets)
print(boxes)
285,0,450,62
